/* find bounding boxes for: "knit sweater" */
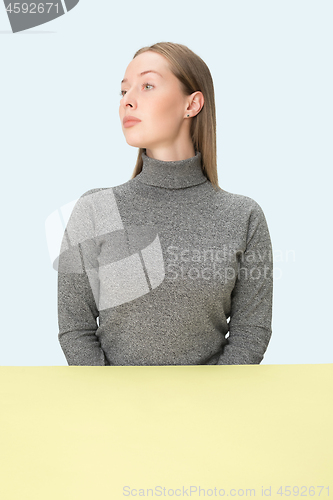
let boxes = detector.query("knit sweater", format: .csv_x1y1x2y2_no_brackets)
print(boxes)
57,150,273,366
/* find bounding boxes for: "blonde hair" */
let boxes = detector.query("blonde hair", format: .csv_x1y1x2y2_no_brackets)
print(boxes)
127,42,222,191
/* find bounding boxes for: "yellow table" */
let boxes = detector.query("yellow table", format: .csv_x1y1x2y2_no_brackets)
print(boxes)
0,364,332,499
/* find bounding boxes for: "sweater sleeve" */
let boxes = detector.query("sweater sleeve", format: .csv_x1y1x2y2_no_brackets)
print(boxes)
57,191,108,366
217,200,273,365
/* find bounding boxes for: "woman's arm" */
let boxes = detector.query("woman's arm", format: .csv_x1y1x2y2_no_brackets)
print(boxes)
57,192,108,366
217,201,273,365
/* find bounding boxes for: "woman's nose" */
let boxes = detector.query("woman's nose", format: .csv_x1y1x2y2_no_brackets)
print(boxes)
122,95,135,109
122,87,140,106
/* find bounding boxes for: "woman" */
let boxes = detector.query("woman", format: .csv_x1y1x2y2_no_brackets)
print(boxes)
57,42,273,366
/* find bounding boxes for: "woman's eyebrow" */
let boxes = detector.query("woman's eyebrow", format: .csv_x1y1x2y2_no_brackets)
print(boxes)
121,70,163,84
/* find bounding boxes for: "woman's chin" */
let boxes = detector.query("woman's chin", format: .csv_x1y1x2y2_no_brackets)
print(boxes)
125,138,146,149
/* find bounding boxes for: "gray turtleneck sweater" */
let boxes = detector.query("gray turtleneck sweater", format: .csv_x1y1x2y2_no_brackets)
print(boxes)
57,150,273,366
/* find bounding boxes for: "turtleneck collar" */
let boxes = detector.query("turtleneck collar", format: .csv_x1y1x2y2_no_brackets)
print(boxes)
136,149,208,189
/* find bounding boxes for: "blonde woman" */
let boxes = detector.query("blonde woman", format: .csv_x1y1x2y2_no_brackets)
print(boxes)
57,42,273,366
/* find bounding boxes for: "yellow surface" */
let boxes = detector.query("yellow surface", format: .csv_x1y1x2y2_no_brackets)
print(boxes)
0,364,332,499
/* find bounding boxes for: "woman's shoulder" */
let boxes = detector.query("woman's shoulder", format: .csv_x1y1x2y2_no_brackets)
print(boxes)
79,178,136,200
214,187,265,214
212,188,271,234
76,182,135,221
80,187,109,199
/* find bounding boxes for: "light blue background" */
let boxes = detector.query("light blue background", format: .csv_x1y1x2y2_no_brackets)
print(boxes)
1,0,332,365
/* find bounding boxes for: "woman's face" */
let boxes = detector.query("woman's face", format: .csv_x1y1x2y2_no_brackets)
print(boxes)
119,51,194,155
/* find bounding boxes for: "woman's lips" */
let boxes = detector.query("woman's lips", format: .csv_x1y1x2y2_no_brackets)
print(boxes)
123,120,141,128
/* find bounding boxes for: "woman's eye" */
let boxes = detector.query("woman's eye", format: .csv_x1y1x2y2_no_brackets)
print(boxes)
120,83,153,97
